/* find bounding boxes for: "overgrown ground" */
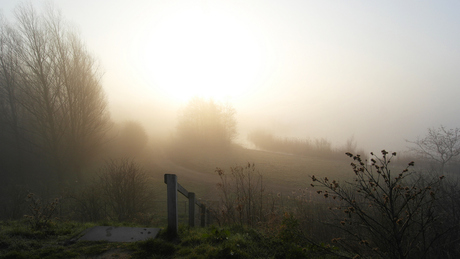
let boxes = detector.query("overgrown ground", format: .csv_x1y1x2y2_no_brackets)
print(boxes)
0,220,343,258
149,145,416,195
2,143,351,257
141,145,412,223
131,145,357,228
145,145,354,198
1,146,433,258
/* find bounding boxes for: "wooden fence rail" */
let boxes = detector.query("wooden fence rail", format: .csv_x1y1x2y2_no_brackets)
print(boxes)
164,174,212,236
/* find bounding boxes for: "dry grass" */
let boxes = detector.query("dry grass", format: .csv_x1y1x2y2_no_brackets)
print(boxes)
165,146,353,194
127,145,355,227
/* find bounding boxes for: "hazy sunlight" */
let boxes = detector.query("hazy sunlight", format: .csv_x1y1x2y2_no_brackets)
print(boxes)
139,5,262,103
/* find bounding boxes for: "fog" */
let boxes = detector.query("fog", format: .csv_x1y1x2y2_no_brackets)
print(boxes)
2,3,460,255
3,0,460,152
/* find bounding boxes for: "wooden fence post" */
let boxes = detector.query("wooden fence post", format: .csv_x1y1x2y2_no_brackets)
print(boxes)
189,192,195,227
164,174,178,237
200,204,206,227
206,209,212,225
164,174,212,232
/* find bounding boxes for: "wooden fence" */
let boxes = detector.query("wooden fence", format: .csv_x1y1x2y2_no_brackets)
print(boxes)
164,174,212,236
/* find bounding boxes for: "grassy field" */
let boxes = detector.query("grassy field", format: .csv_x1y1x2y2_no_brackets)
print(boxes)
128,145,358,228
0,146,437,258
149,146,355,195
134,145,420,229
148,145,421,197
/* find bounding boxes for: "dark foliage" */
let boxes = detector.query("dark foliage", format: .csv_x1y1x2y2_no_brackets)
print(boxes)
311,150,457,259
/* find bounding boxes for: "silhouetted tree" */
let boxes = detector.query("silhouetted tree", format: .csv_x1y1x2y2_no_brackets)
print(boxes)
176,97,237,149
0,14,26,169
407,125,460,173
312,151,448,259
0,3,110,183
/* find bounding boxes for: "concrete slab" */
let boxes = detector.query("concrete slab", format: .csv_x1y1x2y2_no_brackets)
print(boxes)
78,226,161,242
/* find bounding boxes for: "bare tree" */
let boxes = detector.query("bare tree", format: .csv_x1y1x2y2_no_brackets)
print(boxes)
47,12,110,179
97,159,153,222
407,125,460,173
0,3,110,183
215,163,266,226
0,13,37,180
311,151,447,259
12,3,68,180
0,14,23,156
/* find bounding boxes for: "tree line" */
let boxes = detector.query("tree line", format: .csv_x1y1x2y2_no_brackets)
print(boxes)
247,130,362,160
0,3,110,184
0,3,239,188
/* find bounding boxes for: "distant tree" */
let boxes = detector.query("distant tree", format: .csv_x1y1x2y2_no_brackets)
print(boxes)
407,125,460,173
314,138,332,154
0,3,110,182
247,130,278,151
176,97,237,149
341,135,357,153
117,121,148,157
247,130,340,158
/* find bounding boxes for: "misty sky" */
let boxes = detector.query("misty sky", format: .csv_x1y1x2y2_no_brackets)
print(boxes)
2,0,460,152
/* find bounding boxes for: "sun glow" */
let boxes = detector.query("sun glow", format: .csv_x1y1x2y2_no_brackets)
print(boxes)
138,5,263,103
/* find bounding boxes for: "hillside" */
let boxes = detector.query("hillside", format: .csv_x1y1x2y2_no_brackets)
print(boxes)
142,146,354,200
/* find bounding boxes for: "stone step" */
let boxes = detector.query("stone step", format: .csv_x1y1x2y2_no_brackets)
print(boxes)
78,226,161,242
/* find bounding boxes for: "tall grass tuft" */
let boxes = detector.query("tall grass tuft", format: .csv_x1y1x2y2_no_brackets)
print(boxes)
24,193,60,231
214,163,283,229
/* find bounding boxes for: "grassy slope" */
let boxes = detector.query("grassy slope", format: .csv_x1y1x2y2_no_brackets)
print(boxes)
133,146,356,226
2,148,410,258
146,146,354,198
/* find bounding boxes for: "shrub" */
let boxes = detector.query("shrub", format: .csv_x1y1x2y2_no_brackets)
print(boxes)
24,193,60,231
277,212,302,244
215,163,277,227
72,159,154,222
72,183,107,222
98,159,154,222
311,150,447,259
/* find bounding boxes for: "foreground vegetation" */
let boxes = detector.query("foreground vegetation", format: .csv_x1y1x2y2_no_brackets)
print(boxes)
2,146,459,258
0,220,344,259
